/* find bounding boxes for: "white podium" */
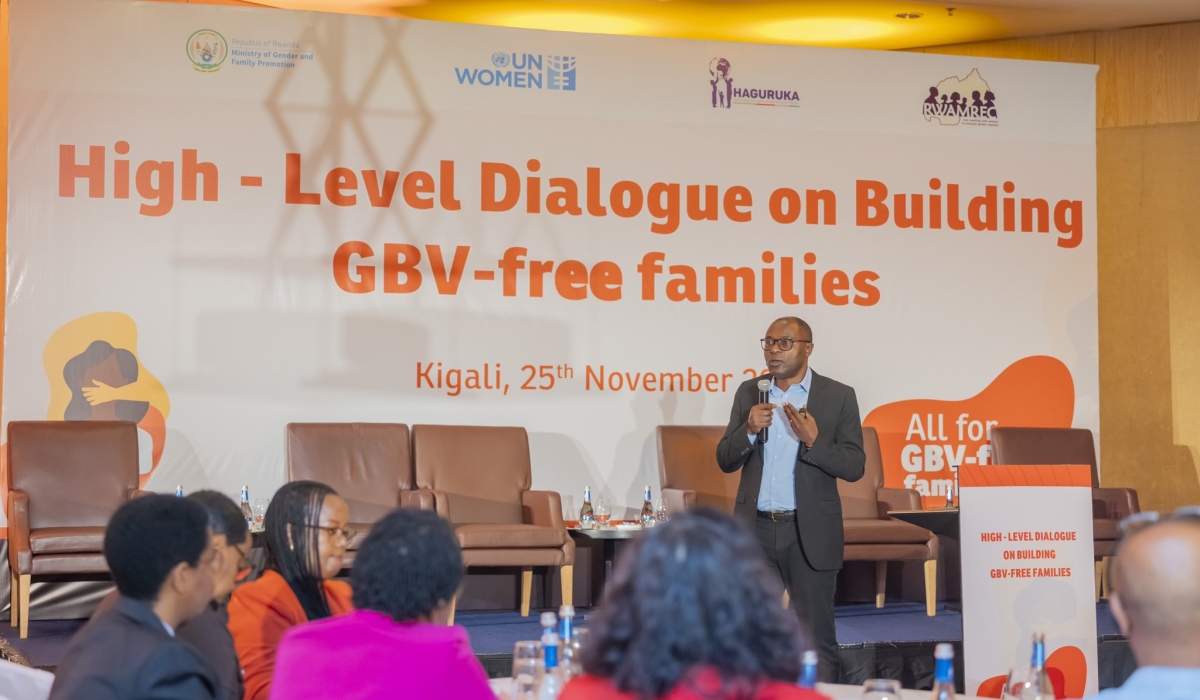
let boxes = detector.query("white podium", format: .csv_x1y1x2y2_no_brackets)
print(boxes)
959,464,1098,698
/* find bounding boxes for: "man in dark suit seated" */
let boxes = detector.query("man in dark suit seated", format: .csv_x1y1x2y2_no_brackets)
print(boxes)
50,495,220,700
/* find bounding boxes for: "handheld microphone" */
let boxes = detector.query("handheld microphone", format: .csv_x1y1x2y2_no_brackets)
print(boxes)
757,379,771,444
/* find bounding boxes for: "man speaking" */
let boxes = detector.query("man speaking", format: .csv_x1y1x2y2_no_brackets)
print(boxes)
716,317,865,682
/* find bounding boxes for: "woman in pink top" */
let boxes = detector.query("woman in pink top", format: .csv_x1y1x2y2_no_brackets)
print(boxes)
269,509,493,700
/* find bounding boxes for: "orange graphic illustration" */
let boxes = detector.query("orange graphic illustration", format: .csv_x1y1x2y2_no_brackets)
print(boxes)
863,356,1074,509
43,312,170,487
976,645,1087,698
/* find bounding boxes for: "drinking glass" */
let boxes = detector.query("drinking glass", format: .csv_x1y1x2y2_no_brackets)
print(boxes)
512,640,541,700
562,494,579,528
595,499,611,527
252,499,269,530
861,679,902,700
655,498,669,523
999,668,1030,699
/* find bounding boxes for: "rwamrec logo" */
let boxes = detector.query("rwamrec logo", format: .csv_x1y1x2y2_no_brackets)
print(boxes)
922,69,998,126
187,29,228,73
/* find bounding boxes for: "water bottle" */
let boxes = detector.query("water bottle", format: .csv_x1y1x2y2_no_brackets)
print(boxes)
240,486,253,527
798,650,818,688
558,605,579,680
175,485,184,498
640,485,656,528
535,619,564,700
1020,633,1055,699
931,643,954,700
579,487,595,530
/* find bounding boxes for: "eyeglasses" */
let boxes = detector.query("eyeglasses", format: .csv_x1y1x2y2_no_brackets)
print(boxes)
306,525,358,542
760,337,812,351
1116,506,1200,537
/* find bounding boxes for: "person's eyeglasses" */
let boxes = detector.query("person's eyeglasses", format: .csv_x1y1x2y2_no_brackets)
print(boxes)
306,525,357,542
1117,506,1200,537
760,337,812,351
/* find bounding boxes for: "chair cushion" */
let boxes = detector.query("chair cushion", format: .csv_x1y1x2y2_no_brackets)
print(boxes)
843,518,932,545
1093,518,1120,541
29,527,106,554
455,524,566,549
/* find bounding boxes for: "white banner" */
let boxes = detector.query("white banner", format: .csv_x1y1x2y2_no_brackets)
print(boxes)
959,464,1098,697
4,0,1098,524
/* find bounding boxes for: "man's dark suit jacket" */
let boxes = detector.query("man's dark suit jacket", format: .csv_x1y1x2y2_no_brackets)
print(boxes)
49,595,218,700
716,371,866,571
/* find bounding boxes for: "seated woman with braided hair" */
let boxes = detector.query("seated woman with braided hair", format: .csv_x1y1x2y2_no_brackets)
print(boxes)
562,508,830,700
269,508,493,700
227,481,354,700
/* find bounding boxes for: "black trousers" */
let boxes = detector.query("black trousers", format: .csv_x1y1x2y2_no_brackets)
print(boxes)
754,515,840,683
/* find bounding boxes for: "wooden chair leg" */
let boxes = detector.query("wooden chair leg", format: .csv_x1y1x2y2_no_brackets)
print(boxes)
781,590,790,610
560,565,573,607
18,575,31,639
924,560,937,617
520,567,533,617
875,561,887,609
1095,560,1104,601
9,569,17,628
447,593,458,626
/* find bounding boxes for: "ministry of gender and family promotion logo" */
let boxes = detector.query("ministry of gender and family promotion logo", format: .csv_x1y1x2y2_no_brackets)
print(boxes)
186,29,228,72
922,68,998,126
455,52,577,91
708,57,799,109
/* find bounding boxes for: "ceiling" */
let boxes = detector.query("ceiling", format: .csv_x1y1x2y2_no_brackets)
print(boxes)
241,0,1200,49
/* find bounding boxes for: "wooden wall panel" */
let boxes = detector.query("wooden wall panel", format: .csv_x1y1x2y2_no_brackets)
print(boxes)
914,21,1200,129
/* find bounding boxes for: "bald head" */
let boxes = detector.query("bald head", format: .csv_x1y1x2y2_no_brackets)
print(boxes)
1111,520,1200,664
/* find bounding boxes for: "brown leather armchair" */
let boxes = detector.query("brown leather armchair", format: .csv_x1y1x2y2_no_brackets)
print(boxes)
286,423,433,567
839,427,940,616
7,421,149,638
656,426,741,515
989,427,1140,597
411,425,573,621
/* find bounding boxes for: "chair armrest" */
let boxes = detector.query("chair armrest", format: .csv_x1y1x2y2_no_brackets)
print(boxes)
128,489,154,500
423,489,451,520
661,487,695,515
1093,487,1140,520
522,491,565,529
8,489,31,575
400,488,437,511
877,487,921,515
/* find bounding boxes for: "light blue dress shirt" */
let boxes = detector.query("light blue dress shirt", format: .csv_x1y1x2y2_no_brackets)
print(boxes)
747,367,812,511
1090,666,1200,700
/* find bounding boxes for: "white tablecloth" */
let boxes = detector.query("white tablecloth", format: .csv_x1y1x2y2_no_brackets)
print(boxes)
490,677,984,699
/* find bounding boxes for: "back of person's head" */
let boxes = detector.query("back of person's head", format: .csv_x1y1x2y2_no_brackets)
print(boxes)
187,490,249,546
351,509,463,622
583,508,802,697
105,495,210,602
1111,516,1200,662
264,480,338,620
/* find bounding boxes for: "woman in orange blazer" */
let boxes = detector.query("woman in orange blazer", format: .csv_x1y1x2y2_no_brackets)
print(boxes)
227,481,355,700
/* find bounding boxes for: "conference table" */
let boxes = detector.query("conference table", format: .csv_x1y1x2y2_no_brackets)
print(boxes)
488,677,986,698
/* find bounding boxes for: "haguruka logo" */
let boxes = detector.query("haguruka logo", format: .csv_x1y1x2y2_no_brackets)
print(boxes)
455,52,577,91
708,57,799,109
923,69,998,126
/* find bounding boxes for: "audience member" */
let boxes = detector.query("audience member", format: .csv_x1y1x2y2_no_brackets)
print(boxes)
179,491,252,700
1090,510,1200,699
49,495,218,700
93,490,252,700
562,509,828,700
227,481,353,700
270,508,493,700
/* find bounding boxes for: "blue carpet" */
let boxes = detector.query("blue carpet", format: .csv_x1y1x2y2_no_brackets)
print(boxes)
3,602,1123,668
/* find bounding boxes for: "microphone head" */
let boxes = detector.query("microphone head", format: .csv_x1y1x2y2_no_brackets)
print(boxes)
757,379,772,392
